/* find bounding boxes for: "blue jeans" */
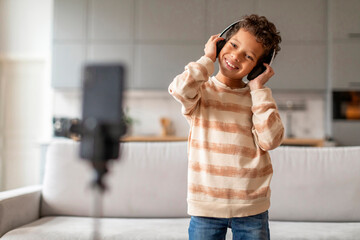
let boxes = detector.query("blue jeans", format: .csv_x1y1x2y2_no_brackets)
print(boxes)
188,211,270,240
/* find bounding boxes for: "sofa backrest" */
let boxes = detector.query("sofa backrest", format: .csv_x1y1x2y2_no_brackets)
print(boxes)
41,139,188,218
42,139,360,221
269,146,360,221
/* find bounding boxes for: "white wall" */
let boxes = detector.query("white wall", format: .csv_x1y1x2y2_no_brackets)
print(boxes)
0,0,51,58
0,0,53,190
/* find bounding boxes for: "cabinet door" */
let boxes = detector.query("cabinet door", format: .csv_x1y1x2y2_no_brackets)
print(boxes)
53,0,87,40
136,0,206,42
258,0,327,90
87,44,134,89
329,0,360,40
89,0,134,40
206,0,255,36
267,44,327,91
258,0,327,42
333,121,360,146
52,0,87,88
332,41,360,89
52,44,86,88
134,44,203,90
330,0,360,89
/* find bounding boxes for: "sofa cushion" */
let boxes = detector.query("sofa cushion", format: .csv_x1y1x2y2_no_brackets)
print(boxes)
2,217,360,240
42,139,360,222
41,139,188,217
269,221,360,240
269,146,360,221
1,216,191,240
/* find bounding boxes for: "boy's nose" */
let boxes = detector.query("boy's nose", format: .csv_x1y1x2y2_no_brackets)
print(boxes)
231,52,244,62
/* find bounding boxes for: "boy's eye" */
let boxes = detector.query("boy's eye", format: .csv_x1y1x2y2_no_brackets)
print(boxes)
230,42,237,48
246,55,254,61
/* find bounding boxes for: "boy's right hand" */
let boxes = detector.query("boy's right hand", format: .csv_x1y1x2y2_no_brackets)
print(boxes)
204,34,224,62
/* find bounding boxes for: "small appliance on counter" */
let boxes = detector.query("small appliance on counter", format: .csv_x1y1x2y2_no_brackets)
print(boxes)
333,91,360,120
332,91,360,146
278,100,307,138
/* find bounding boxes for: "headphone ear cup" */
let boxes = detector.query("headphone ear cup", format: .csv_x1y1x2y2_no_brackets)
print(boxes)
247,64,266,80
247,50,275,80
216,40,226,58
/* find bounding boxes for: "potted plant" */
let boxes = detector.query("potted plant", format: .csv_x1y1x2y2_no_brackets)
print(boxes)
122,107,137,136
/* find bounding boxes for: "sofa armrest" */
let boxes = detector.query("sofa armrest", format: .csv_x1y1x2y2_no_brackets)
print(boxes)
0,185,42,237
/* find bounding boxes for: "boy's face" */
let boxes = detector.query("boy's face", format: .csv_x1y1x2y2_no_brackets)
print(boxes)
217,29,265,82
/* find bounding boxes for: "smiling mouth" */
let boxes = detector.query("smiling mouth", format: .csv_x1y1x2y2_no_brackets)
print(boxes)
225,58,239,70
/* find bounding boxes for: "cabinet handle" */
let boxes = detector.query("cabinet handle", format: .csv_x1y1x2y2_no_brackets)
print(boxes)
349,82,360,87
348,33,360,38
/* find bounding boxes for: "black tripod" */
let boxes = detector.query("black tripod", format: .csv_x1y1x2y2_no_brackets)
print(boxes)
54,64,126,240
81,119,126,240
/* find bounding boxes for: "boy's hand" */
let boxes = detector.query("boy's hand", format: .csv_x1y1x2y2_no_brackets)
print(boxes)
204,34,224,62
248,63,274,91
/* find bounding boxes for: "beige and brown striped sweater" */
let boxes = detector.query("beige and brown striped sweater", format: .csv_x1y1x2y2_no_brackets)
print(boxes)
169,56,284,218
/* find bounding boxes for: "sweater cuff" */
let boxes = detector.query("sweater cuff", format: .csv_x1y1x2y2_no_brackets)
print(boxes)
197,56,214,76
250,87,275,105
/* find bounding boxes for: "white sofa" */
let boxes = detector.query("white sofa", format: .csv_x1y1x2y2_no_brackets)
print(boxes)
0,139,360,239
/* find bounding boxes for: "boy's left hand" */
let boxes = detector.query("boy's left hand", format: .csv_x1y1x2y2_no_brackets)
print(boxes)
248,63,274,91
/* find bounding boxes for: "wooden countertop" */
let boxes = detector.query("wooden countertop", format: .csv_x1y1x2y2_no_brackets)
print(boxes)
121,135,187,142
121,136,324,147
281,138,324,147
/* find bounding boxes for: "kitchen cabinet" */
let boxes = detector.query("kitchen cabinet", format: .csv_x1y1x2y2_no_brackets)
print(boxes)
258,0,327,42
52,44,86,88
51,0,206,89
134,44,203,90
136,0,206,42
329,0,360,89
258,0,327,90
267,44,327,90
87,44,135,89
52,0,134,88
329,0,360,40
51,0,354,91
333,121,360,146
53,0,87,40
206,0,255,36
89,0,134,41
331,42,360,89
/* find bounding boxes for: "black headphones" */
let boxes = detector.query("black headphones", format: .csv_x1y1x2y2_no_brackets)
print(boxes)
215,20,275,80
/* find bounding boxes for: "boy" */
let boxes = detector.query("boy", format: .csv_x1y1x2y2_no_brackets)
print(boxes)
168,14,284,240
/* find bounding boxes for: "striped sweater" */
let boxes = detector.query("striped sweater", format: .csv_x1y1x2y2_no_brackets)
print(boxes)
168,56,284,218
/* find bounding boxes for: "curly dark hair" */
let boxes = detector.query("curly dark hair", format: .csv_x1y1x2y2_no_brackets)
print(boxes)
224,14,281,60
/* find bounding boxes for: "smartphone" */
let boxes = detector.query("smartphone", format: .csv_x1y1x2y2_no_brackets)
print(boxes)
80,64,125,160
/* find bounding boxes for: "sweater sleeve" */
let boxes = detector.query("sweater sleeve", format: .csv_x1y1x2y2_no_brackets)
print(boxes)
168,56,214,118
250,88,284,151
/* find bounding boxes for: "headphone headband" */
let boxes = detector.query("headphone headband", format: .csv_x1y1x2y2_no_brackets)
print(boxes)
268,49,276,66
219,20,242,38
